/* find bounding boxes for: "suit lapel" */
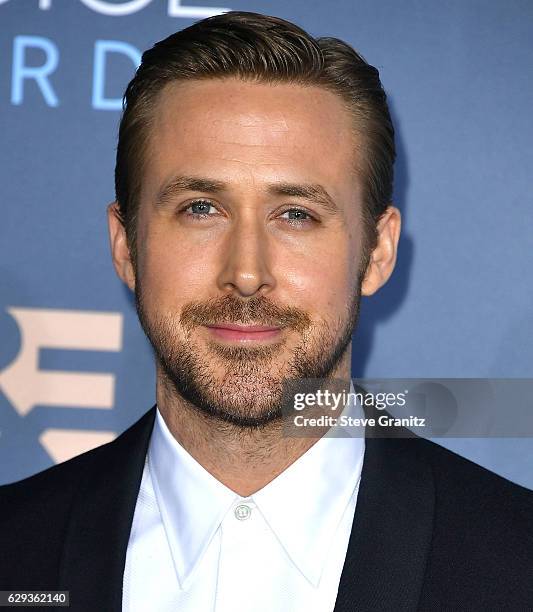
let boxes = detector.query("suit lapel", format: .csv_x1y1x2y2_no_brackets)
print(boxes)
58,406,157,612
334,435,435,612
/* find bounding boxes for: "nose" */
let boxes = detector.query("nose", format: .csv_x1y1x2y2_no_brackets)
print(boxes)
216,215,276,298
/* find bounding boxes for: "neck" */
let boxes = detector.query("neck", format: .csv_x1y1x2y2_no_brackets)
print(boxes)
155,349,352,497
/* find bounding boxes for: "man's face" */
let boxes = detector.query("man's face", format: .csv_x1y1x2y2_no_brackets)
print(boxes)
127,78,370,427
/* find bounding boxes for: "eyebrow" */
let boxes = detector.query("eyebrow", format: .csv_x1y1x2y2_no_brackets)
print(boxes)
154,175,339,215
267,182,338,214
154,176,227,209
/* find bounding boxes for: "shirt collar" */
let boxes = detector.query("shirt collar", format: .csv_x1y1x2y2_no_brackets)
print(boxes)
148,411,238,589
148,382,365,589
253,385,365,585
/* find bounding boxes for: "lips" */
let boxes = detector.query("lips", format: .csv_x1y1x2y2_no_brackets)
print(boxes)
205,323,283,342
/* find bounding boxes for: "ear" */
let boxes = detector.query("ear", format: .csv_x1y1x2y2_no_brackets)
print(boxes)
107,202,135,291
361,205,401,296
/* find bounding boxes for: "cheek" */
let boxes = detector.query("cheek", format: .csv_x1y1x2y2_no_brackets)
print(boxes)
137,222,218,309
275,238,355,318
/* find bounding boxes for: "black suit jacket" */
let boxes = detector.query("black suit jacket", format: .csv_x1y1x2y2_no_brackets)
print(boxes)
1,406,532,611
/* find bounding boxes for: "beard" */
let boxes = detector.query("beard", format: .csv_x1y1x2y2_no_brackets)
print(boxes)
135,280,363,429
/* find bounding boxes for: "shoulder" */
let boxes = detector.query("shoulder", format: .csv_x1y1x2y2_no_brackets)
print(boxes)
0,439,106,588
0,437,105,522
0,407,156,512
0,407,156,584
366,432,533,535
408,437,533,606
413,436,533,515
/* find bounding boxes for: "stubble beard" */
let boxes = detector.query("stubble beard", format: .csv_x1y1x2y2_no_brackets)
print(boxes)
135,284,363,429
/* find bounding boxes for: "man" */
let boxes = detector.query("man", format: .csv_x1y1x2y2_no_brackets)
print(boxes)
1,11,532,612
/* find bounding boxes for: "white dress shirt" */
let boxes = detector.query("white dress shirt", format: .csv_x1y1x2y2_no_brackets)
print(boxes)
123,388,365,612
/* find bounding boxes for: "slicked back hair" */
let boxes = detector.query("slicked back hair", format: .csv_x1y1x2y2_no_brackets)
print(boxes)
114,11,395,272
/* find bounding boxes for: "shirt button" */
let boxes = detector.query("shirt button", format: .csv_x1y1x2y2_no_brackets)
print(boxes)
234,504,252,521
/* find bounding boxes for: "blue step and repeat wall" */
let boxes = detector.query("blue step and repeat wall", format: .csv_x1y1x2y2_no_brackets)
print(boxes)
1,1,532,488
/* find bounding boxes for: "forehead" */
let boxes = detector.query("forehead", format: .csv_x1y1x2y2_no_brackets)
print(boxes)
141,77,361,199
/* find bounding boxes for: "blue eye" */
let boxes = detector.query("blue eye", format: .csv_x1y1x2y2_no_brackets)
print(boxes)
188,200,215,215
280,208,313,222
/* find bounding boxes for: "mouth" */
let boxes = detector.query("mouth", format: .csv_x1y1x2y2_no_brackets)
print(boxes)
204,323,284,343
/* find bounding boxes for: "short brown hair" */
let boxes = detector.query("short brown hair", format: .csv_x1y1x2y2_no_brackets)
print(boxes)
115,11,395,271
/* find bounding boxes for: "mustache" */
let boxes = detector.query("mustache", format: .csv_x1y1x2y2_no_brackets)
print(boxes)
180,294,311,332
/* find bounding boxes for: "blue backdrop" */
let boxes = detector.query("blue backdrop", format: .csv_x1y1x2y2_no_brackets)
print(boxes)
1,0,532,488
